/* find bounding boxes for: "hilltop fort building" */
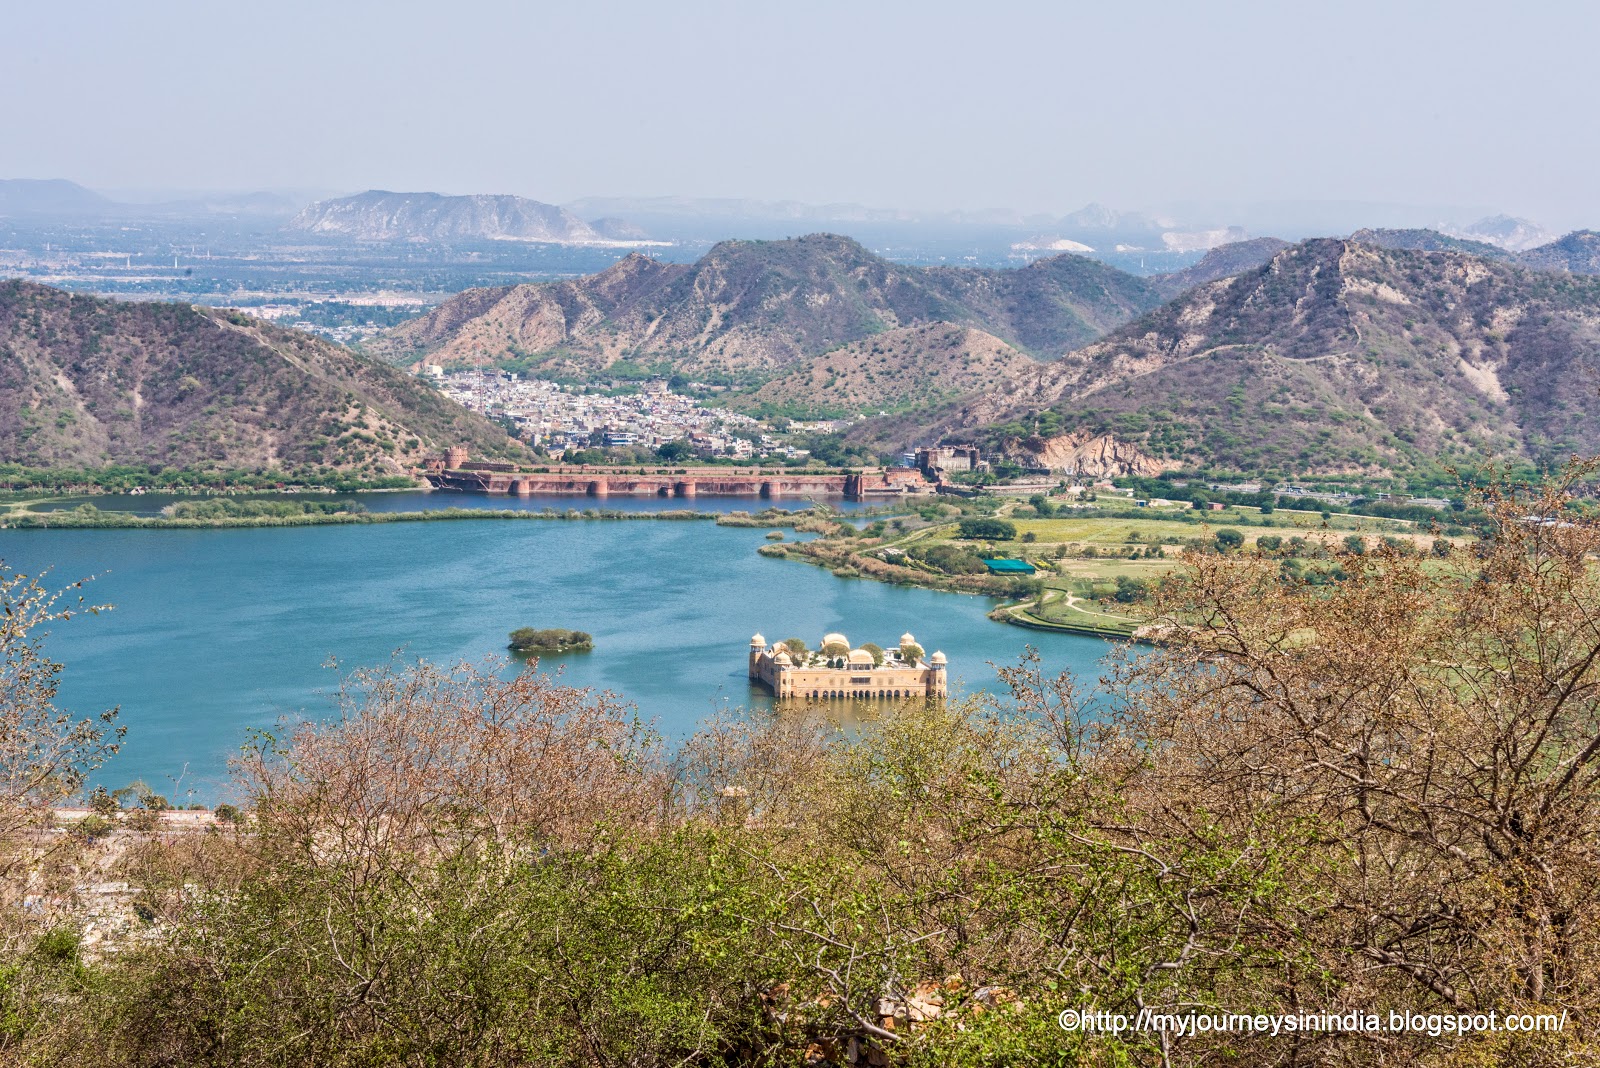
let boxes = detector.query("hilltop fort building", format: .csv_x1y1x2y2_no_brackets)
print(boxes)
748,631,948,701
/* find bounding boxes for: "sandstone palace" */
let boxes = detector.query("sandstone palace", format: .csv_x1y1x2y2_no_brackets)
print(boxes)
748,631,948,701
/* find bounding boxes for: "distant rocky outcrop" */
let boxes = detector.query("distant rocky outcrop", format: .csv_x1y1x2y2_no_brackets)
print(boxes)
1160,226,1250,253
0,279,529,473
1004,430,1173,477
1011,236,1095,253
287,191,631,244
1449,214,1557,252
587,216,652,241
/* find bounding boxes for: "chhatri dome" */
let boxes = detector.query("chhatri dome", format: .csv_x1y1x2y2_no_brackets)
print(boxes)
848,649,874,667
750,633,766,646
900,632,917,646
820,632,850,649
930,650,947,665
773,649,792,666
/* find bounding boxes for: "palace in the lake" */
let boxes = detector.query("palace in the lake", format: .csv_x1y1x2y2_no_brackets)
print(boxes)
748,631,948,701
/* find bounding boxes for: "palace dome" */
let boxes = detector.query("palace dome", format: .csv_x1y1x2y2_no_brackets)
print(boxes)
820,632,850,650
750,633,766,646
848,649,874,666
900,632,916,646
930,650,947,665
774,649,792,666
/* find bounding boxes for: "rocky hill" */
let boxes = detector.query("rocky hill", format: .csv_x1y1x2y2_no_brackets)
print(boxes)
741,323,1044,418
368,234,1162,415
910,239,1600,478
1149,237,1291,299
287,191,625,244
1519,231,1600,274
0,280,529,474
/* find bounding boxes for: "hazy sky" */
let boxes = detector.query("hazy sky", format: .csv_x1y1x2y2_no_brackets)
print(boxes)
4,0,1598,228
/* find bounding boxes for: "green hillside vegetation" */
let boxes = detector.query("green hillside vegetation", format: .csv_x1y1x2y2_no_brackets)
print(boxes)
951,238,1600,478
0,280,531,478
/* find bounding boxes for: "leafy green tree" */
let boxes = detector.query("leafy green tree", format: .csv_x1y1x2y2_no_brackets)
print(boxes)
1113,575,1149,603
1214,528,1245,552
654,439,693,463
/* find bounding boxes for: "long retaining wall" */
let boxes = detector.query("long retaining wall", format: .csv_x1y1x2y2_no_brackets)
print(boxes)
425,469,930,499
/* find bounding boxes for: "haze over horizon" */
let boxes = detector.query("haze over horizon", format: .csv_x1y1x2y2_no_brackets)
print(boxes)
4,0,1599,232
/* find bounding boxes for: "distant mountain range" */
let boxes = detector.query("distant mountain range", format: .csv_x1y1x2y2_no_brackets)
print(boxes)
0,280,526,473
0,178,305,219
367,227,1600,450
0,179,114,216
286,191,656,245
919,238,1600,478
366,233,1163,416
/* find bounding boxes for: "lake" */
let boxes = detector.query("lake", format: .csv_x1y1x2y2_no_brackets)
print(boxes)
0,495,1116,801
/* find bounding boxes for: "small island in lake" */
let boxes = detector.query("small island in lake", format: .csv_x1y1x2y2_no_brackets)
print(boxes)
508,628,594,654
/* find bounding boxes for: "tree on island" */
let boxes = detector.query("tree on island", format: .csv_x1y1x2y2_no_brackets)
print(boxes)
508,628,594,654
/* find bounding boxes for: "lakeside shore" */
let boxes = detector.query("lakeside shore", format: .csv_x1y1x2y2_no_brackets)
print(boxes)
0,505,723,530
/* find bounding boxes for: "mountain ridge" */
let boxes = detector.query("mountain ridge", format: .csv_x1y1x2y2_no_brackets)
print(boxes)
0,280,529,474
366,233,1164,413
924,238,1600,477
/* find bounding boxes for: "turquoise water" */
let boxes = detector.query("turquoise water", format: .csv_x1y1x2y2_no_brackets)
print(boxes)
22,490,873,517
0,502,1113,801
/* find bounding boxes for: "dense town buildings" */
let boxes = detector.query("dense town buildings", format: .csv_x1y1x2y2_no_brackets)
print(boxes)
433,371,800,460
